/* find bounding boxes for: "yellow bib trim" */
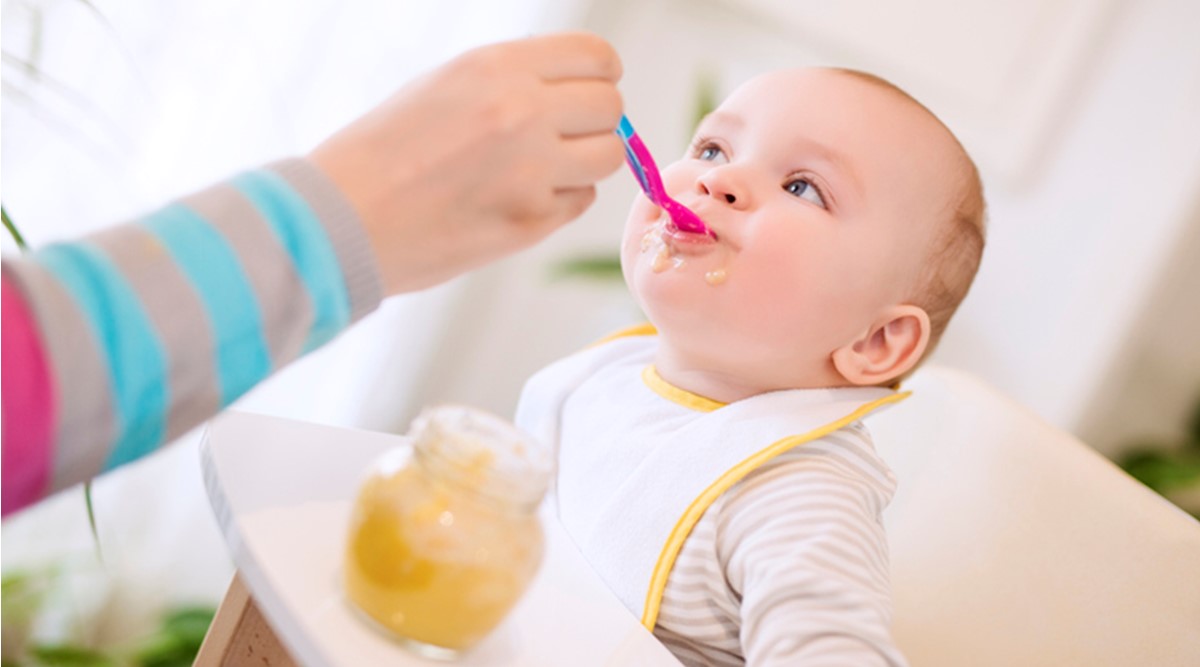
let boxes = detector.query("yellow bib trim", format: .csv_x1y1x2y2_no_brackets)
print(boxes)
639,390,912,630
588,322,658,348
641,365,726,413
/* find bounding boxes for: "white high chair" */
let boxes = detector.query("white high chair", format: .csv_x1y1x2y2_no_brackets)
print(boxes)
870,366,1200,666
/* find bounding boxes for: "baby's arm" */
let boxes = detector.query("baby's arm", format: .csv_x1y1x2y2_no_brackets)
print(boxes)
719,441,909,667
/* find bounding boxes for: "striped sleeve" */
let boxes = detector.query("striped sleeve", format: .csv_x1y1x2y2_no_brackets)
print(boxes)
654,425,909,667
1,158,382,515
726,430,907,667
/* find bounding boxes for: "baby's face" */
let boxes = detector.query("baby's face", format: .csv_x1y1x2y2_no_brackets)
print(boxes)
621,69,962,391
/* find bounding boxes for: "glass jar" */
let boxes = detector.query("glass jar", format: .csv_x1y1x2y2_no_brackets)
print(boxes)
343,405,551,658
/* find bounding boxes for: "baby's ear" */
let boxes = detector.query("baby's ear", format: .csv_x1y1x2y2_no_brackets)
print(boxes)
831,305,931,386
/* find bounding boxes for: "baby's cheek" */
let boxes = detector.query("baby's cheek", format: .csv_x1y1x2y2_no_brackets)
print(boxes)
660,162,698,196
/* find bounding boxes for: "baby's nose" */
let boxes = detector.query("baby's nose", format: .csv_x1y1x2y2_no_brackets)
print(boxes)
698,176,749,209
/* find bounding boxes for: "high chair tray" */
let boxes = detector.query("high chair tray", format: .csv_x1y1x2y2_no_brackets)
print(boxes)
200,410,682,667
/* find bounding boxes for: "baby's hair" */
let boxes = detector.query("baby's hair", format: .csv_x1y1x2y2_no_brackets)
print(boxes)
832,69,987,364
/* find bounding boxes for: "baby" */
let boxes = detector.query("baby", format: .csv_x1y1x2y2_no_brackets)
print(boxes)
516,68,985,666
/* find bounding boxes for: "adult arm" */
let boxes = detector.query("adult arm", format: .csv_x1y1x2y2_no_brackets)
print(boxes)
2,159,379,515
1,31,624,516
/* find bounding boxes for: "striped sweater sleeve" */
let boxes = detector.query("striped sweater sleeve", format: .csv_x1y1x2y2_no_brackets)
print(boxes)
726,431,908,667
1,158,382,516
653,425,909,667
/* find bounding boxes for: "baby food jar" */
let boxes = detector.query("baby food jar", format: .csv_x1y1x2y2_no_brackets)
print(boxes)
343,405,551,658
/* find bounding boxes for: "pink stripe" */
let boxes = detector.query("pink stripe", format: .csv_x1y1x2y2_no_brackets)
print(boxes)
2,278,58,516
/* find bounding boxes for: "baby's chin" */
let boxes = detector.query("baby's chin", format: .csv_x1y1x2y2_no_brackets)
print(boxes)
627,269,714,335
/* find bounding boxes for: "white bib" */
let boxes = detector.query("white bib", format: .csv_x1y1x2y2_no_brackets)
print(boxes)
515,328,908,629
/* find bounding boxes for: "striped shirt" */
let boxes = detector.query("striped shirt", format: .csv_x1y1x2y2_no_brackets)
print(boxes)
1,158,382,515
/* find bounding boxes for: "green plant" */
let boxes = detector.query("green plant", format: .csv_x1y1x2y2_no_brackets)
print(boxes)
2,567,216,667
549,253,623,282
1118,390,1200,519
2,206,29,250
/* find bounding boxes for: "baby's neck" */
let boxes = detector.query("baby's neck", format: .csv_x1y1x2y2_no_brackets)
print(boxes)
653,348,851,404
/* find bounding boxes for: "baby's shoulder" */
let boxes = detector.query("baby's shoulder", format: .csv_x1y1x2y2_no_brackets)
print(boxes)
765,420,885,471
721,423,897,515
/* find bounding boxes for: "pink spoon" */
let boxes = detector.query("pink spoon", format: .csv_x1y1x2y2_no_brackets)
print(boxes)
616,115,714,238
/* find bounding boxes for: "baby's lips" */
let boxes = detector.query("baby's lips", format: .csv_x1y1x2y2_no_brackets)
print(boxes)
668,212,719,242
671,210,716,239
664,221,720,252
672,201,721,238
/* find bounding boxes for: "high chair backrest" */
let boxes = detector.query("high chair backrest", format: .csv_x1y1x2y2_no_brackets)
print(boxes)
869,366,1200,667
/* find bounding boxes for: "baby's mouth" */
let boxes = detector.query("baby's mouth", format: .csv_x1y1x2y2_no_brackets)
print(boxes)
647,206,718,241
639,214,730,285
663,220,719,252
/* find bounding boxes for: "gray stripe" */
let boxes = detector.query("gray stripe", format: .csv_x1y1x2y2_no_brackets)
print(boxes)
816,431,895,485
655,628,743,667
722,477,876,541
663,567,742,613
734,457,868,500
660,578,723,600
662,583,734,614
794,452,891,499
728,484,878,535
659,608,740,635
743,603,886,654
758,526,892,583
721,486,891,583
268,157,383,322
87,225,220,443
664,558,725,580
4,260,115,492
745,536,888,590
656,607,740,636
180,183,314,368
727,498,889,576
774,437,892,489
760,441,881,481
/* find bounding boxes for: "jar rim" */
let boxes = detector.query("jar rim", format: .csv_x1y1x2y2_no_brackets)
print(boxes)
408,405,552,509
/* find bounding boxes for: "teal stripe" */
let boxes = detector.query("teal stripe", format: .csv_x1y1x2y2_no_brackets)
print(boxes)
140,203,272,406
231,171,350,351
34,244,168,469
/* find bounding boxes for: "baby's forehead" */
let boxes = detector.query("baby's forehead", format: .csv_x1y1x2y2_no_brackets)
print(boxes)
722,68,936,131
720,68,967,201
707,69,970,258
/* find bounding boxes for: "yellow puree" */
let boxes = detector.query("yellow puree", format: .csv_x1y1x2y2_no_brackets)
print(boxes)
344,462,543,650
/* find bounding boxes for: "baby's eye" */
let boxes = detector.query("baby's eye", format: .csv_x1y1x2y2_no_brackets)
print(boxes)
691,141,728,164
784,178,826,208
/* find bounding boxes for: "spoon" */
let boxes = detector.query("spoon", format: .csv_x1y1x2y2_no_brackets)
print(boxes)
615,115,714,238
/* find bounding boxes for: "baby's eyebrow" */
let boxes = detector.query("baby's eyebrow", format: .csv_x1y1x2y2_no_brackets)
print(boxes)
788,137,863,198
697,110,744,132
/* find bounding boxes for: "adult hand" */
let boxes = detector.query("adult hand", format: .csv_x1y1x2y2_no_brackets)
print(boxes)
311,31,625,295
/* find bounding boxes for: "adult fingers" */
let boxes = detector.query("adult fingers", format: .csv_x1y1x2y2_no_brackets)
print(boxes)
551,133,626,188
501,31,622,82
546,79,624,137
548,186,599,227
